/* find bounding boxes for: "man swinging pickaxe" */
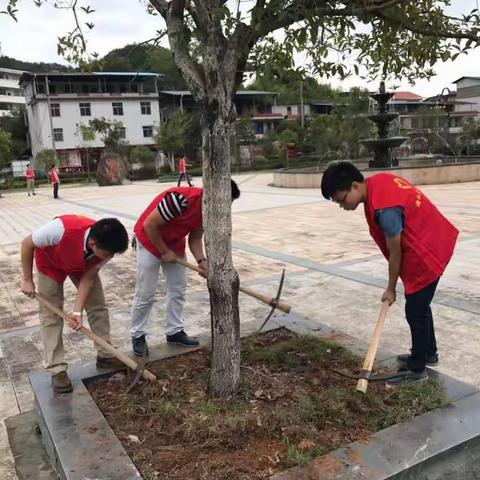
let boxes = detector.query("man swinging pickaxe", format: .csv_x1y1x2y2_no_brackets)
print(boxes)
176,258,290,332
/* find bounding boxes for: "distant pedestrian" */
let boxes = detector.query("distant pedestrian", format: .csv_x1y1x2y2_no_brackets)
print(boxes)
49,164,60,199
25,163,36,197
177,154,193,187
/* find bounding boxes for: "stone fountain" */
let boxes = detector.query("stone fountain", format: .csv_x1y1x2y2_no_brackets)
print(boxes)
360,81,407,168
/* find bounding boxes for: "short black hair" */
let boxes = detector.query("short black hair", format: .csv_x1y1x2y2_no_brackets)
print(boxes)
321,161,364,200
89,218,129,254
231,179,240,201
51,164,56,168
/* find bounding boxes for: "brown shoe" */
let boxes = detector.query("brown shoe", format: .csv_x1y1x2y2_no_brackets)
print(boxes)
52,371,73,394
96,356,126,370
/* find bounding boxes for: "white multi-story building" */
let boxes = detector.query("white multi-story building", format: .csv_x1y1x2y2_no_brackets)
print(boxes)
20,72,163,166
0,67,25,117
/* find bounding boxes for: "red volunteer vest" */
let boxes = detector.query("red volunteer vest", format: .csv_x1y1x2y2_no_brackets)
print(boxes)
178,157,186,173
134,187,203,258
25,167,34,180
34,215,103,283
364,173,458,294
49,169,59,184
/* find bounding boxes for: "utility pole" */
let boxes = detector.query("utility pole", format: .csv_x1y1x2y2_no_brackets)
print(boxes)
45,75,57,157
300,80,304,129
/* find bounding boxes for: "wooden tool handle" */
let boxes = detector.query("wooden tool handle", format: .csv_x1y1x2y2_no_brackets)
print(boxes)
175,258,291,313
238,285,291,313
35,292,156,382
356,300,389,394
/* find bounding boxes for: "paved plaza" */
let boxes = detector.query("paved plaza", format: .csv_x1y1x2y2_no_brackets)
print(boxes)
0,173,479,478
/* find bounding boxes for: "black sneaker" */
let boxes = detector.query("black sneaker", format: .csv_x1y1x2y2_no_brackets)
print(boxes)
397,353,439,367
166,330,199,347
132,335,149,357
386,368,428,389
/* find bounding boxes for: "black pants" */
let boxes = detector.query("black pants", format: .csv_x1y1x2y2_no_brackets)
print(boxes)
405,278,440,372
53,183,59,198
177,172,192,187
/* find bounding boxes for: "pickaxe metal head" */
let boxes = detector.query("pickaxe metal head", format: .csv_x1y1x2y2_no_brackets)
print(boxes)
125,345,148,394
257,268,286,333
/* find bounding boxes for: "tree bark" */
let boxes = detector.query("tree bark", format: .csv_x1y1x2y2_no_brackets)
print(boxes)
201,95,240,399
195,10,244,399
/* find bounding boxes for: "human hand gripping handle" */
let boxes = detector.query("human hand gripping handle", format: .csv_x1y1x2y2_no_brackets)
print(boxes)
160,249,177,263
21,278,36,298
381,288,396,306
69,311,83,331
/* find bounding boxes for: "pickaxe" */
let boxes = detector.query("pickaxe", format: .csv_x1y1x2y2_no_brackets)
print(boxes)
175,259,290,332
35,292,157,384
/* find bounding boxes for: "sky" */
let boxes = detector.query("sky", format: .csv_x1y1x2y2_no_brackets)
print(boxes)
1,0,480,96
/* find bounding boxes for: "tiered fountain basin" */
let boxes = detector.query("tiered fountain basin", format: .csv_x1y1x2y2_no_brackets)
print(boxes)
272,158,480,188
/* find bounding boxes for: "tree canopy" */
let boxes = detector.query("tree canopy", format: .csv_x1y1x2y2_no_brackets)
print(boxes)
90,44,186,89
0,55,72,73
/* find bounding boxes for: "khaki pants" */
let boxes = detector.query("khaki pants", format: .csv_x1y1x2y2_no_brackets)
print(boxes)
38,272,113,374
27,179,35,194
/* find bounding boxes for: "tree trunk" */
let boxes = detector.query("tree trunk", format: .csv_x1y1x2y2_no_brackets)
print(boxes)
201,99,240,399
153,0,251,398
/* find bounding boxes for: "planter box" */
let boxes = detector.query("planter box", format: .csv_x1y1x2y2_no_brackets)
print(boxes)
30,313,480,480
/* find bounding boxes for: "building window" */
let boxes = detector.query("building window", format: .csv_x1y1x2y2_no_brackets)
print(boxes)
53,128,64,142
118,127,126,139
112,102,124,116
142,126,153,138
141,101,151,115
51,103,61,117
287,106,292,114
255,123,264,135
79,102,91,116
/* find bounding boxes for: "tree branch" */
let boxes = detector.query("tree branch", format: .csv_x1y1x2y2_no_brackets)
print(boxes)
375,10,480,42
149,0,169,17
149,0,206,95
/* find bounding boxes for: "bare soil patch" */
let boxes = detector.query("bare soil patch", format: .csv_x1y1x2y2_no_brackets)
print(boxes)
88,329,447,479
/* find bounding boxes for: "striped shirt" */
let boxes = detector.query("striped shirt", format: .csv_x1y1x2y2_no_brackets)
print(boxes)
157,191,188,221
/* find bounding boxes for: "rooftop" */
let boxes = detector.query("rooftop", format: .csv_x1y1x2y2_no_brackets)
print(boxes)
390,91,423,102
0,67,26,75
20,71,164,85
453,76,480,83
160,90,278,97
